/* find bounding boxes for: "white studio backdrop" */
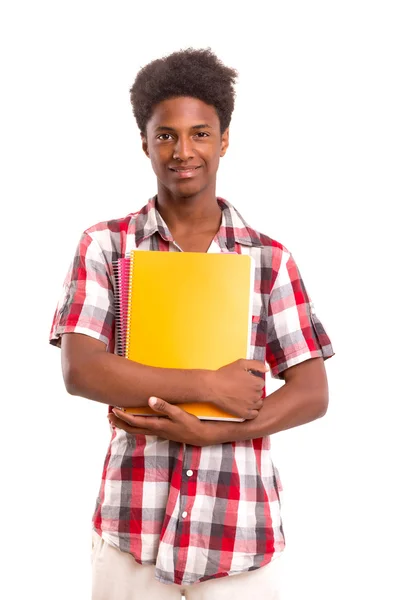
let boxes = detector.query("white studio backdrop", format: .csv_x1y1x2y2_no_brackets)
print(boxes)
1,1,398,599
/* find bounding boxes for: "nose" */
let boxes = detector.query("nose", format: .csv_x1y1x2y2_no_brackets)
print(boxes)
173,136,194,161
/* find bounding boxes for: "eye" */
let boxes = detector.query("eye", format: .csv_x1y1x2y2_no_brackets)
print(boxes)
157,134,173,141
195,132,210,138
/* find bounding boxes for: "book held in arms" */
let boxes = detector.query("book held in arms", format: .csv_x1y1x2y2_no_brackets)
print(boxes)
113,250,255,421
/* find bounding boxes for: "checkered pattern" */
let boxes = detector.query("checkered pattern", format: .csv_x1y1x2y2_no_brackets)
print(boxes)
50,196,334,585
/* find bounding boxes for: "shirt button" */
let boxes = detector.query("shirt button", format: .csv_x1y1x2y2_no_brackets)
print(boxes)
182,511,188,519
186,470,193,477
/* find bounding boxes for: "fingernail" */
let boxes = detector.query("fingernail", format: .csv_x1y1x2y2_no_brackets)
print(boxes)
149,397,158,407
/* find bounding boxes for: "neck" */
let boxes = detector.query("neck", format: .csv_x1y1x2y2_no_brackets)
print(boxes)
156,186,222,236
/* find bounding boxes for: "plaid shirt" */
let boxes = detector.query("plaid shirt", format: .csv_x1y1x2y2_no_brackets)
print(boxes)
50,197,334,586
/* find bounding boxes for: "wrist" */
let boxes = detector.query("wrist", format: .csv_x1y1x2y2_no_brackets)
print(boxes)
209,420,249,445
203,421,232,445
197,370,216,404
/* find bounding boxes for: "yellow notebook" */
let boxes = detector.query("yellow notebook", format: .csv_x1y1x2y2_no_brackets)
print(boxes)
123,250,255,421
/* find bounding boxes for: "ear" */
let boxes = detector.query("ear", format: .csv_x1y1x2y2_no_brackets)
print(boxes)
220,128,230,157
141,133,150,158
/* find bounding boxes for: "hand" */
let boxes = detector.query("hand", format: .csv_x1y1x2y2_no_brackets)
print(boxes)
108,397,227,446
206,359,268,420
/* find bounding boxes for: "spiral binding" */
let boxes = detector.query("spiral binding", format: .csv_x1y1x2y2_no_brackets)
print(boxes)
125,251,135,360
112,260,125,357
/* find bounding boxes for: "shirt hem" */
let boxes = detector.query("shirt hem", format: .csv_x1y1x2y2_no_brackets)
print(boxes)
154,547,285,586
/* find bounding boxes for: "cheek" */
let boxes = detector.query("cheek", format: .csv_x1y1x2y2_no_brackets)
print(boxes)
149,149,169,171
201,147,221,169
149,154,164,175
209,153,221,171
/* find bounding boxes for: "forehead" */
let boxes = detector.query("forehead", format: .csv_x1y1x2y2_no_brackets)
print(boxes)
147,97,219,130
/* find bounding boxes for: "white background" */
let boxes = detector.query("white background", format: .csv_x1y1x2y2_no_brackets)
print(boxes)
1,1,399,599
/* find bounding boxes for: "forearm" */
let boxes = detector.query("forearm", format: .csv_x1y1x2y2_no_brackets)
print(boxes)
64,345,210,408
207,378,329,444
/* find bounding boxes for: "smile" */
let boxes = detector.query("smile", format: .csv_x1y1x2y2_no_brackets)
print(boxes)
169,166,201,178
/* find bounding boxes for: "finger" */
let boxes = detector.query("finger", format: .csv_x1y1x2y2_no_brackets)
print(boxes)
128,429,159,436
111,411,165,430
108,414,138,431
253,379,266,390
246,409,260,420
109,413,138,429
242,360,269,374
111,409,152,427
108,415,160,436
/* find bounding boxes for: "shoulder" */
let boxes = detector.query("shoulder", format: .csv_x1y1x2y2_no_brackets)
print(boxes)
84,213,135,240
248,226,288,254
225,200,290,258
251,228,292,269
79,201,151,256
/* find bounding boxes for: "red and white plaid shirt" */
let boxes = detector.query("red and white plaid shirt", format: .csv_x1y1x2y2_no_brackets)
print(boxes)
50,197,333,586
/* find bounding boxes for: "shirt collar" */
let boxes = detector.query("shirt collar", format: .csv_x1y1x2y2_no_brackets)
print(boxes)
134,196,264,250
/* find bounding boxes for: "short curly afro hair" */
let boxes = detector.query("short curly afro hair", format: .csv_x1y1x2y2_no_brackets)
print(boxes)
130,48,238,135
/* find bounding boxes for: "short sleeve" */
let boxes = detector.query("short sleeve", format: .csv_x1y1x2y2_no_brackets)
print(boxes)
49,232,115,350
266,249,334,379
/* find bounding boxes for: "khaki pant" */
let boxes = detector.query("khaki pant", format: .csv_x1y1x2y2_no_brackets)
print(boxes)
92,531,282,600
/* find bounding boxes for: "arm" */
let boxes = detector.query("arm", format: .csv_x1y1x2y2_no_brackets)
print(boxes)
54,233,217,411
109,357,328,446
62,332,266,418
62,332,209,408
206,356,329,443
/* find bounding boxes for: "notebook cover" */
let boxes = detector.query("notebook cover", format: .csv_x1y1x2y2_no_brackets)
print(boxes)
118,250,255,422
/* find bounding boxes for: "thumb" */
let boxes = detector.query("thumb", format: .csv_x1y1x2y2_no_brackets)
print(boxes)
148,396,179,418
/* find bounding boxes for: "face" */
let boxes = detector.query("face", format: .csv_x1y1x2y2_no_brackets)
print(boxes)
141,96,229,199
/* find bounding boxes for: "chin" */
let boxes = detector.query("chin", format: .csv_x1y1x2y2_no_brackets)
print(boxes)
171,184,203,199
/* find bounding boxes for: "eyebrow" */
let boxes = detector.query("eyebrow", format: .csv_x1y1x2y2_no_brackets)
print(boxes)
155,124,214,132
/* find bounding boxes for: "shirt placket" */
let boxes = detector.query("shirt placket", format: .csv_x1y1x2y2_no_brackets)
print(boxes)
173,444,201,579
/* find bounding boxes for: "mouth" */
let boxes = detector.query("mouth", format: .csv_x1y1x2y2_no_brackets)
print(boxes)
168,166,201,179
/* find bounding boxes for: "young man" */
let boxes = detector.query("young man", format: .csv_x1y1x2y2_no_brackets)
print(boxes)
50,48,334,599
